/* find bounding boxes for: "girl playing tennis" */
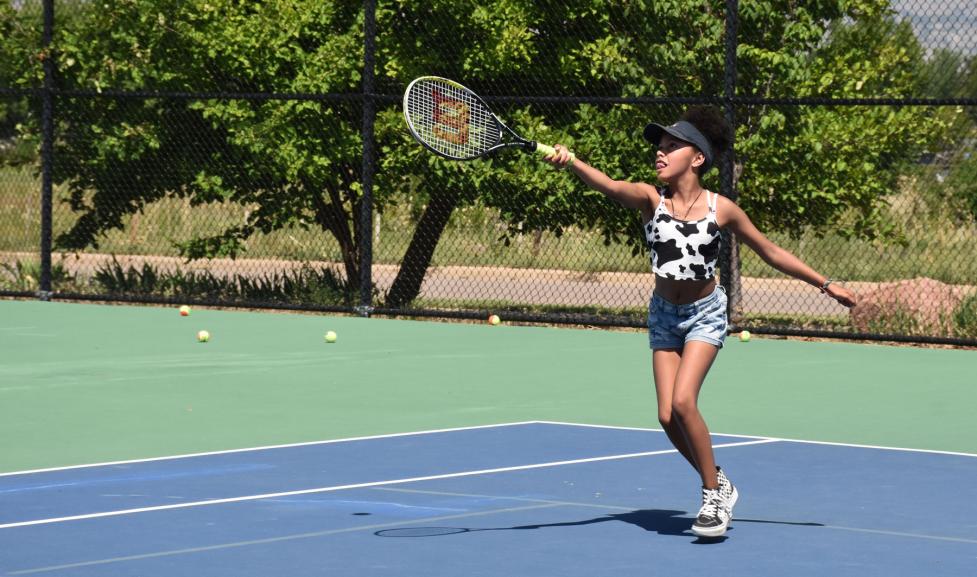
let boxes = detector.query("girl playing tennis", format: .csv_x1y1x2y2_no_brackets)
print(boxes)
543,106,856,538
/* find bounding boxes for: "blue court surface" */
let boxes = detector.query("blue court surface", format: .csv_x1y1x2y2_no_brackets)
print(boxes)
1,422,975,576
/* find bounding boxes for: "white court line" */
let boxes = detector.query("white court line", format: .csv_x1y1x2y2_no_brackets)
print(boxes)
379,487,977,545
536,420,977,458
6,503,566,575
537,420,775,439
0,420,777,478
0,439,777,530
13,494,977,576
6,418,970,485
823,525,977,545
0,421,541,478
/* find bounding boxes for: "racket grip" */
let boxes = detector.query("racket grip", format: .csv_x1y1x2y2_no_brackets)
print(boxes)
535,143,575,166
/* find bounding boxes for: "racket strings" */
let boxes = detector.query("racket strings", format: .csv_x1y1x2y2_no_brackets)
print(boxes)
405,79,499,159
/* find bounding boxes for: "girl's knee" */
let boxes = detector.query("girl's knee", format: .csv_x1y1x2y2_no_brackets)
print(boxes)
672,396,699,421
658,410,673,429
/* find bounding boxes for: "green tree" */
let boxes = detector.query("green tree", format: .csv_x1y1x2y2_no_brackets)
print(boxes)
383,0,949,308
0,0,42,166
902,38,977,223
733,4,949,240
920,48,966,99
25,1,372,299
954,55,977,220
965,55,977,123
4,0,953,308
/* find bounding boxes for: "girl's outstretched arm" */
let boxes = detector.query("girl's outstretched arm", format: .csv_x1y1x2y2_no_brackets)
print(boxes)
544,145,658,221
721,197,857,307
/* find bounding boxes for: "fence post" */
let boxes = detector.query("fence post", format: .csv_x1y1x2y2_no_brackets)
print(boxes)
720,0,742,320
358,0,378,316
38,0,55,301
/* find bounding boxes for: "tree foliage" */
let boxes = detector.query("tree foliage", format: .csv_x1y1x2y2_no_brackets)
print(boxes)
0,0,964,307
28,0,371,290
915,45,977,224
0,0,42,165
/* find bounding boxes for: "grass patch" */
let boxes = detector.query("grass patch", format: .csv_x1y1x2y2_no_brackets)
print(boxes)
954,294,977,339
739,226,977,285
0,165,643,273
3,165,976,284
736,312,851,332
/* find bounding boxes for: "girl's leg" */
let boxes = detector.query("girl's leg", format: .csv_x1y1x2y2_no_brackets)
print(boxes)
652,348,698,471
669,340,721,489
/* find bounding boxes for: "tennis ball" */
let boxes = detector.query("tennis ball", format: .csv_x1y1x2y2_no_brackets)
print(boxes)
739,330,751,342
324,330,337,343
197,330,210,342
179,305,191,316
488,314,501,326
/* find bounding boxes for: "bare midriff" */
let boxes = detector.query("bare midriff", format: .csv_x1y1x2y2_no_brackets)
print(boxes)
654,275,717,305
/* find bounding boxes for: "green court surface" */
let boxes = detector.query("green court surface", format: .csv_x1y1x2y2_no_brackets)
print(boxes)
1,299,974,473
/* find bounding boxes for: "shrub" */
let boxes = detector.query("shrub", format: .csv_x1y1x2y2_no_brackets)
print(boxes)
0,260,80,292
92,257,365,306
953,294,977,339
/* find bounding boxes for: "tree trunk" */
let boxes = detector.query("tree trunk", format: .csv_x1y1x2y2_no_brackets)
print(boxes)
384,189,460,309
311,184,359,295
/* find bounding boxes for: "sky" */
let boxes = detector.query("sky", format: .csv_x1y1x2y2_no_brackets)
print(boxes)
891,0,977,56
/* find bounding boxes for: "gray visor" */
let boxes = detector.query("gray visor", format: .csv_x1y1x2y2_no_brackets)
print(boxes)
643,120,714,173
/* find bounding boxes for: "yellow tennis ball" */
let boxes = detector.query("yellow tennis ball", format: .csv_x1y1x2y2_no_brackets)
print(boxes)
197,330,210,342
324,330,337,343
739,330,751,342
179,305,191,316
488,314,501,326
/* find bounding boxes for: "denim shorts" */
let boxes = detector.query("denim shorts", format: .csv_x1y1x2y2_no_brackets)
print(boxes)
648,286,728,350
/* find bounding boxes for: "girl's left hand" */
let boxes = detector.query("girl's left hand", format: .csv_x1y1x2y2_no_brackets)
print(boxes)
826,283,857,308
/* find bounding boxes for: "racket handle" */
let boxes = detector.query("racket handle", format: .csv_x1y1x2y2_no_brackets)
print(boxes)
535,143,576,166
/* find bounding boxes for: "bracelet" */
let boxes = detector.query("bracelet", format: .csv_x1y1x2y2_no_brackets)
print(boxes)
820,278,833,293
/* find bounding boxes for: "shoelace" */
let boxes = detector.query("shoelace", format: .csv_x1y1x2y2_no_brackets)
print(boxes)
698,489,722,519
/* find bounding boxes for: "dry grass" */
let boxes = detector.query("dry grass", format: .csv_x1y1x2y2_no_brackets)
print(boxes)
3,165,976,284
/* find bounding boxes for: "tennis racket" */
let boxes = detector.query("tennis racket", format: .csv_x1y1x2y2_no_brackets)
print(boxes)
403,76,574,164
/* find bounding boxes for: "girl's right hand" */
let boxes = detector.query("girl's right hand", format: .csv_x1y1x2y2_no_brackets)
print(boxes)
543,144,574,169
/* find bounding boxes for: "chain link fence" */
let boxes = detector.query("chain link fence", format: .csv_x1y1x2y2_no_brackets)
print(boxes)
2,0,976,345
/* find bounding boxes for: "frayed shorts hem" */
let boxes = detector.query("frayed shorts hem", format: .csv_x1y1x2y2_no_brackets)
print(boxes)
650,335,725,351
647,286,728,351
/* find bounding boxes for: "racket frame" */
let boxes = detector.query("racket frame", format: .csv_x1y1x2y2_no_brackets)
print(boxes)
403,76,548,161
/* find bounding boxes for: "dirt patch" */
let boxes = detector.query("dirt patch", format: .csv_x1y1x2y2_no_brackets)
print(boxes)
850,277,976,336
0,251,964,318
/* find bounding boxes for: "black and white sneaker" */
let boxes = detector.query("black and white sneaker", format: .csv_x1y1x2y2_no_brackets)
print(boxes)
717,466,738,518
691,487,730,538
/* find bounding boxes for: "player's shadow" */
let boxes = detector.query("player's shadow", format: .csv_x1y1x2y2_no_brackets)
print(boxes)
509,509,693,536
375,509,823,545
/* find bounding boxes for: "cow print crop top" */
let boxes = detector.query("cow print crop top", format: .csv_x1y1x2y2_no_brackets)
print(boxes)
644,188,722,281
